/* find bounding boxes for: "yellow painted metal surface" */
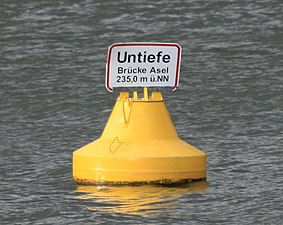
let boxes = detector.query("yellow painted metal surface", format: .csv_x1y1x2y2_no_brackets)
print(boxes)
73,90,206,184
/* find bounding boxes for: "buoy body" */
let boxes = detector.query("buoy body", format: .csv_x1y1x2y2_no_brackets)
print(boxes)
73,91,206,184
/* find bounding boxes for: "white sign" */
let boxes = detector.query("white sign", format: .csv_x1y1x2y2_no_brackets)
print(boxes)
106,43,182,92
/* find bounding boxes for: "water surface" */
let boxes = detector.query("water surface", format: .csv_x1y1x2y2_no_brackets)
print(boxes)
1,0,282,224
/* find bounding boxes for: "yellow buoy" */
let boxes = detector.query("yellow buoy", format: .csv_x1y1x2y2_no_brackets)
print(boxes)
73,88,206,184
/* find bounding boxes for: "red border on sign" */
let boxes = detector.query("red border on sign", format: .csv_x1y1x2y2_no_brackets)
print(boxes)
106,43,182,92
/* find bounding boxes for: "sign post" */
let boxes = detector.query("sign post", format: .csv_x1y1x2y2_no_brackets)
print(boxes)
106,43,182,92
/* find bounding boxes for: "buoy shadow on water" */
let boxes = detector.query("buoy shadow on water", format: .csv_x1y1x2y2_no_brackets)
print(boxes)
75,181,209,217
73,89,206,185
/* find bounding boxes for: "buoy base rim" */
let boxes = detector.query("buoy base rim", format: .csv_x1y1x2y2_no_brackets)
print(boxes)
73,177,206,186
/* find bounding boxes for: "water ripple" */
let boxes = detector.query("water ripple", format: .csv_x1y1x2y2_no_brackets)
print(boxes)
1,0,282,224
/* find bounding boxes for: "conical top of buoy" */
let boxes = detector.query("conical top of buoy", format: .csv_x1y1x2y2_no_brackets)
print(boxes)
73,88,206,184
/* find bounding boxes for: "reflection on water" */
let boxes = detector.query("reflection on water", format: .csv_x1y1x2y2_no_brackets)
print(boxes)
75,181,208,217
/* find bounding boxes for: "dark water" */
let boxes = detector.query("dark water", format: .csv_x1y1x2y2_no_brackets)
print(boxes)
1,0,282,224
